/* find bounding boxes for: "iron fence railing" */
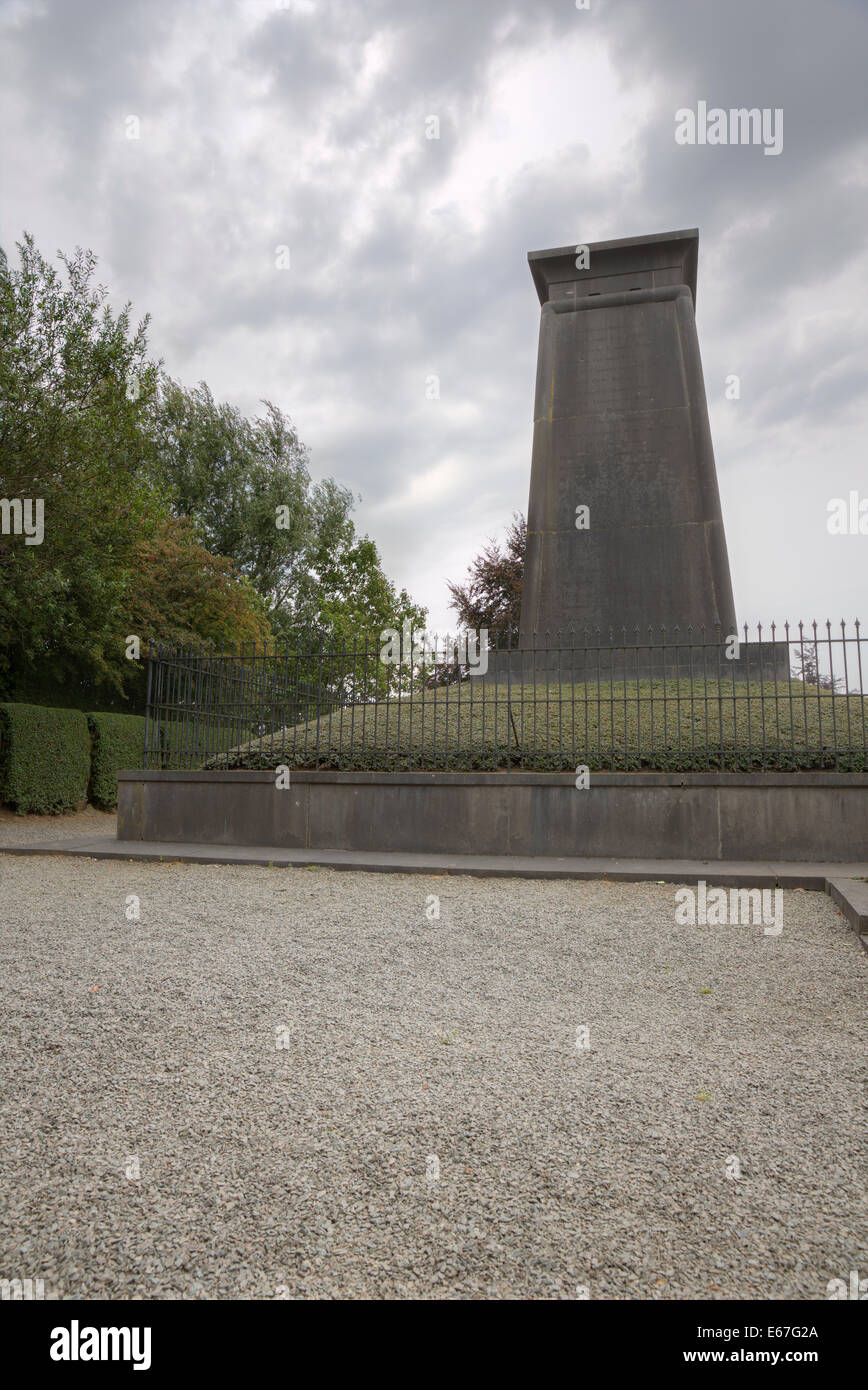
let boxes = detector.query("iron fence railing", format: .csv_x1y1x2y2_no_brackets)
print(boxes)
142,621,868,773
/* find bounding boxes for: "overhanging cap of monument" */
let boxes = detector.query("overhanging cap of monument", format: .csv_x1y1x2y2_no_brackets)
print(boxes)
528,228,699,308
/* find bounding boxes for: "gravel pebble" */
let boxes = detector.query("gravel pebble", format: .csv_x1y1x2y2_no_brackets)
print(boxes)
0,845,865,1300
0,806,117,845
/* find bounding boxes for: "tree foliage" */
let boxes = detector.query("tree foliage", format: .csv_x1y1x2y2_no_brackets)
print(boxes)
447,513,525,634
151,379,314,615
151,377,425,646
792,640,842,691
0,234,162,703
0,234,425,709
126,516,272,651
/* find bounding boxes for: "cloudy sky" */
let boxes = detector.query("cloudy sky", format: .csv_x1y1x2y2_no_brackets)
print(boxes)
1,0,866,631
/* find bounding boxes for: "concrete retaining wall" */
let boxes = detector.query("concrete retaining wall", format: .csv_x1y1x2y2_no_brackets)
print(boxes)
117,771,868,862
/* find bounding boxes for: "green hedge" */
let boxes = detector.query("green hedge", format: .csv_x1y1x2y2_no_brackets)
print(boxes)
0,703,91,813
87,712,147,809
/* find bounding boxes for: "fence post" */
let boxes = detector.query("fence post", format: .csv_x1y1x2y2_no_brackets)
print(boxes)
143,642,155,770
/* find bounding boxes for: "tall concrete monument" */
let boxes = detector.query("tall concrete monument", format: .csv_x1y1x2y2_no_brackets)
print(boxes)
519,229,737,643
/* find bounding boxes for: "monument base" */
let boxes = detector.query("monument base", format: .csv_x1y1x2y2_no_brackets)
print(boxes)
477,641,791,685
117,770,868,863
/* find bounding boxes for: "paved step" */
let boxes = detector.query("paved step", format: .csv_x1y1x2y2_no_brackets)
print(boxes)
1,834,866,950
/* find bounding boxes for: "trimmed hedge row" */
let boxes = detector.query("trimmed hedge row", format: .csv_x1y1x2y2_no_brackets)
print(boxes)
208,742,868,774
87,713,147,809
0,704,91,813
0,704,145,813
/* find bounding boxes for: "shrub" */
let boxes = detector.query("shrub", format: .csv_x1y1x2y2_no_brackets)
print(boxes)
0,703,91,813
87,712,147,809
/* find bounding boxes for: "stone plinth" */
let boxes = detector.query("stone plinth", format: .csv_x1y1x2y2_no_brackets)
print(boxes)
479,638,791,685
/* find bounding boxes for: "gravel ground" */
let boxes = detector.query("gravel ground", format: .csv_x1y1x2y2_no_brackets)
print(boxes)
0,806,117,845
0,847,864,1300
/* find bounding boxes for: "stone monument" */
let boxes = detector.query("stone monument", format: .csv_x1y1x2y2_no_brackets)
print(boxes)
520,228,736,639
497,228,786,679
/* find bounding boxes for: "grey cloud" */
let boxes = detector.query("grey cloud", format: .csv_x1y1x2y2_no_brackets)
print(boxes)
1,0,865,628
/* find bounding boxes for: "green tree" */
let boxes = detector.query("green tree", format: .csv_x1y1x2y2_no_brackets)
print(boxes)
151,379,314,616
126,516,270,650
0,234,162,705
447,513,525,634
0,233,427,714
151,378,426,647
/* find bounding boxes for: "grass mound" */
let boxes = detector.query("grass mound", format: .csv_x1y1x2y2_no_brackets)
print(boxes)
201,678,868,773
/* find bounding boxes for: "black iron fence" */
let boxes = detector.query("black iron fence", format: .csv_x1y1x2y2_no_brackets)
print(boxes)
143,621,868,773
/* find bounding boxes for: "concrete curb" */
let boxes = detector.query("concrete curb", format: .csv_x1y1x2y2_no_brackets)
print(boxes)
2,836,866,950
825,875,868,951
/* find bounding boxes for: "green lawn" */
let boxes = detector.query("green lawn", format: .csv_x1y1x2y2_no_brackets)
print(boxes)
202,678,868,772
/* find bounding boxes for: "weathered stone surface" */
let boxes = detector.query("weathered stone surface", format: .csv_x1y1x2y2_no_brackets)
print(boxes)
114,770,868,863
519,230,737,642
